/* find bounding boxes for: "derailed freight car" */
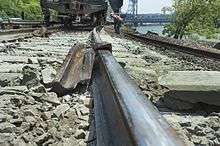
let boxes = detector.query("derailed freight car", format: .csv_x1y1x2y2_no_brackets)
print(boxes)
40,0,109,26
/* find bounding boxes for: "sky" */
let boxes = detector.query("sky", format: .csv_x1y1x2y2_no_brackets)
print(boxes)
121,0,173,14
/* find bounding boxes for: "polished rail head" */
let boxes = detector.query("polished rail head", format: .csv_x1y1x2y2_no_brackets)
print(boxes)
93,50,185,146
91,27,185,146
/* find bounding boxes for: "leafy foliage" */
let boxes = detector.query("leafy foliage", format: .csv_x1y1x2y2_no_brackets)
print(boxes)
163,0,220,39
0,0,42,20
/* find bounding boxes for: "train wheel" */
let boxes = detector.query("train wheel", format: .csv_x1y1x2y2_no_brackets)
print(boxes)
94,12,104,26
44,15,50,27
59,17,64,24
99,11,107,25
63,18,72,29
58,13,64,24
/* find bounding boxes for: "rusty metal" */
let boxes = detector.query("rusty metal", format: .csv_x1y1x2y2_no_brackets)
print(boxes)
1,21,60,30
0,26,61,43
53,44,95,90
0,25,61,36
91,28,185,146
45,0,107,16
90,27,112,52
41,0,108,26
124,32,220,60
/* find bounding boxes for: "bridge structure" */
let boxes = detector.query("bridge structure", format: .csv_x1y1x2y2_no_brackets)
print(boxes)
122,13,171,26
124,0,171,26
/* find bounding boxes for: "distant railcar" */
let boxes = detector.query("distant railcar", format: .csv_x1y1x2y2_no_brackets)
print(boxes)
40,0,108,26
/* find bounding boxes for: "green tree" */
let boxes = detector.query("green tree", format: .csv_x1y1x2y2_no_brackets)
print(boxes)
0,0,42,20
0,0,20,18
163,0,220,39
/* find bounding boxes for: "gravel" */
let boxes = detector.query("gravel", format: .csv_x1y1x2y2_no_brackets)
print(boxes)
102,28,220,146
1,27,219,146
0,31,94,146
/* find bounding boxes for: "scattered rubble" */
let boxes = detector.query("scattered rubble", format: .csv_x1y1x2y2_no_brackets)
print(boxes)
41,92,61,105
41,65,56,85
0,31,94,146
21,65,40,89
165,114,220,146
53,104,70,117
0,43,17,54
33,27,51,37
102,28,220,146
1,27,219,145
159,71,220,107
0,73,22,87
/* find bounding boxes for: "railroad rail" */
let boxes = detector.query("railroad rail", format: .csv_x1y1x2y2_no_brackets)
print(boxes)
2,21,44,25
50,27,185,145
90,28,184,145
0,22,219,145
0,24,95,43
0,25,62,43
0,21,59,30
124,32,220,60
0,25,93,36
0,27,49,36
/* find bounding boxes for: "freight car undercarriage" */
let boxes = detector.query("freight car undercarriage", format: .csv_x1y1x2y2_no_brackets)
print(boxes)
40,0,108,27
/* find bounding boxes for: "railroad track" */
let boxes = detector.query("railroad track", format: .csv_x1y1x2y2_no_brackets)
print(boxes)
0,21,59,30
0,26,219,146
0,24,94,43
0,21,61,43
51,27,220,146
123,32,220,60
0,30,92,145
0,26,55,36
43,27,184,145
101,26,220,145
90,28,184,145
0,26,61,43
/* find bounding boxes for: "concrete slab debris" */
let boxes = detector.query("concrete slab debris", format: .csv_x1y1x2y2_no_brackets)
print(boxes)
159,71,220,106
